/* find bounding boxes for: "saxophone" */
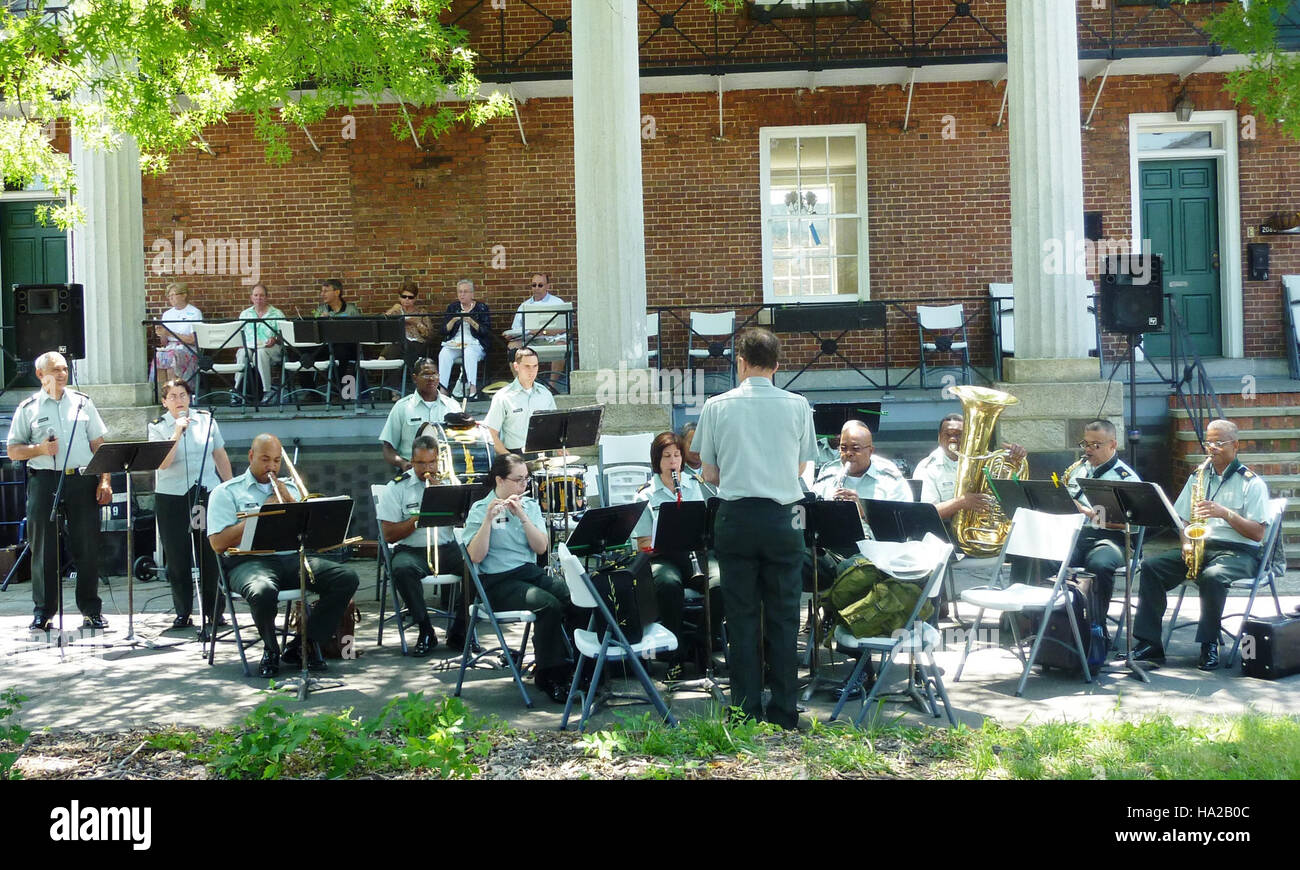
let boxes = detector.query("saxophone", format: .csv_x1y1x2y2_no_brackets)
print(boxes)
1061,455,1088,495
1182,459,1211,580
951,385,1029,557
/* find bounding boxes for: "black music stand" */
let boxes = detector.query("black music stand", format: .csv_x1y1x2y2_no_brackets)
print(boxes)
316,319,387,410
1077,479,1181,684
802,498,866,701
564,502,645,563
987,478,1080,517
865,499,952,545
83,440,175,648
238,496,354,699
655,500,726,700
415,482,479,575
525,405,603,543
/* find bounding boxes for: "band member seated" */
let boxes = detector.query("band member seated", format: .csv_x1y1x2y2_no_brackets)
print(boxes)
632,432,723,679
463,453,574,702
148,378,233,635
380,358,462,472
6,351,114,632
207,434,361,677
483,347,556,457
679,421,717,497
1061,419,1139,635
1130,419,1270,671
804,420,911,589
913,413,1027,523
377,435,468,656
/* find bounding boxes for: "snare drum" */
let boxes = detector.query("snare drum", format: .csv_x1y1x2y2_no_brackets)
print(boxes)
537,467,587,514
431,423,494,483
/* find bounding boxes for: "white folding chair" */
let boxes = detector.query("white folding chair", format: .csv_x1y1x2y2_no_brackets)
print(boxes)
1164,497,1288,667
279,320,332,407
452,541,539,709
358,342,406,406
1283,275,1300,379
520,304,572,378
953,509,1088,696
686,310,736,388
556,544,678,732
916,303,971,389
193,321,247,405
597,432,654,506
370,486,462,655
830,535,957,727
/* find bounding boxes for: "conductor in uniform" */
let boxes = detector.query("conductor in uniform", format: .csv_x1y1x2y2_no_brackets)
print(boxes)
693,328,817,729
1130,419,1270,671
6,352,114,632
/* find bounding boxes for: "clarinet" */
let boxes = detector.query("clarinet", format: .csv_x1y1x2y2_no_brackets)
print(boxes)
672,470,707,586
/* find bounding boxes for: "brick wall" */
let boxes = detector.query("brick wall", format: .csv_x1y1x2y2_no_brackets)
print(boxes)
140,70,1289,380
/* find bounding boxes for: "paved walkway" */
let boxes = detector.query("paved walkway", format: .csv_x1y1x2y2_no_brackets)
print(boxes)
2,564,1298,735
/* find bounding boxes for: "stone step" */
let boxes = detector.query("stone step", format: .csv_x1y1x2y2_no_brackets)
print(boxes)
1170,406,1298,419
1174,428,1300,441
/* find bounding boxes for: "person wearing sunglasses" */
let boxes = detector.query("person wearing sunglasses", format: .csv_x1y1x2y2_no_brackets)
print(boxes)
382,279,435,390
437,278,491,400
503,273,566,384
1130,419,1270,671
463,453,575,703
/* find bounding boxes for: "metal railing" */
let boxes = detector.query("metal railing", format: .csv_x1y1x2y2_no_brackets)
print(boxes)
1160,301,1224,448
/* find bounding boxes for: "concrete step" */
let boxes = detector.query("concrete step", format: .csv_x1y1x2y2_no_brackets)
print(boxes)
1177,454,1300,476
1170,406,1298,419
1174,428,1300,441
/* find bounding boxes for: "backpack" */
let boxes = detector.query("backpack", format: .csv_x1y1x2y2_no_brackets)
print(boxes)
826,554,933,640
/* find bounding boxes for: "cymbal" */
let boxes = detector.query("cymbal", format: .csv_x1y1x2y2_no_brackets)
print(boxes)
544,455,584,469
526,457,549,472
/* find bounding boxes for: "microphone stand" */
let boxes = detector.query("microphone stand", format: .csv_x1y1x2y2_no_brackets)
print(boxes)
49,396,87,653
190,409,218,646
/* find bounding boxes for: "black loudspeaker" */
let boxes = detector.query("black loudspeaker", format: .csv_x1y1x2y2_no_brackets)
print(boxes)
1099,255,1164,334
13,283,85,360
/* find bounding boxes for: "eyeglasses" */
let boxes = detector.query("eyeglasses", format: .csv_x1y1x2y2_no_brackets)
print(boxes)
400,294,416,300
839,444,872,454
415,371,438,379
506,474,531,484
531,282,546,288
1077,440,1107,451
1205,439,1236,449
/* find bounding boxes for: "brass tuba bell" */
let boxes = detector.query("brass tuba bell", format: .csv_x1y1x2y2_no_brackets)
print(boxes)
950,385,1029,557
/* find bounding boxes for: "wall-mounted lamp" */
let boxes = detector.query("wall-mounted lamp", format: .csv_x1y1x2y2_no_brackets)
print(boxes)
1174,92,1195,123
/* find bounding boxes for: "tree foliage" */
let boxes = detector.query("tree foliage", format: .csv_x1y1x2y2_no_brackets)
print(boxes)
0,0,512,226
1202,0,1300,142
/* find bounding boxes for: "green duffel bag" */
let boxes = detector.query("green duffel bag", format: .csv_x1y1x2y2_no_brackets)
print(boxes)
829,554,933,640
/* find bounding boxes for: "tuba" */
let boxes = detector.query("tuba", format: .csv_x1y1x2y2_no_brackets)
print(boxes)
950,385,1029,557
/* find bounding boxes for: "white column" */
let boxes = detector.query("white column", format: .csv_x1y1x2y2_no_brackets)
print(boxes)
70,132,147,386
1007,0,1089,361
572,0,647,371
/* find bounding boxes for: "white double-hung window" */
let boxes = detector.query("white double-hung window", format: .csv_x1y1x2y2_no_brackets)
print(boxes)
759,124,868,304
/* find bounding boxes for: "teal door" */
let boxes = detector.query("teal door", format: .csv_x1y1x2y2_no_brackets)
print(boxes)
0,201,67,385
1139,159,1221,358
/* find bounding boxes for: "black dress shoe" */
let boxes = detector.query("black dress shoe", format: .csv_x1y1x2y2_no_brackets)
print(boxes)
1198,642,1220,671
1129,641,1165,663
258,650,281,678
447,632,483,655
82,614,109,630
282,640,327,672
28,617,51,632
170,615,194,630
412,627,437,657
535,666,573,704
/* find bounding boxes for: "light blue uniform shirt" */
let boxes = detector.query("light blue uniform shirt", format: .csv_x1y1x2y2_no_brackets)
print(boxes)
6,388,107,471
693,377,816,504
463,492,545,575
814,457,913,503
376,470,456,549
483,379,557,452
1174,459,1270,549
206,469,302,552
1064,454,1139,509
147,410,225,495
379,392,462,459
633,473,706,541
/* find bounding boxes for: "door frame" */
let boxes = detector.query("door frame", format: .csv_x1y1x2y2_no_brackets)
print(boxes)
1127,110,1241,359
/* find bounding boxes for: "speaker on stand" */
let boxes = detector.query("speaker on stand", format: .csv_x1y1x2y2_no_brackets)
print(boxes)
1098,256,1163,468
13,283,86,361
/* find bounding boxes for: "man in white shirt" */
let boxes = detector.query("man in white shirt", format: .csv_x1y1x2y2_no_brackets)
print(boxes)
235,283,286,405
483,347,556,456
503,273,566,382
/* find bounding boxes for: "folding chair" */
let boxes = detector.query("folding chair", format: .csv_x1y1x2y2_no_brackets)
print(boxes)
1163,497,1288,667
988,284,1014,382
193,321,248,405
953,509,1088,696
521,304,572,392
916,303,972,389
279,320,332,408
686,310,736,390
370,485,462,655
205,555,318,677
556,544,678,732
358,342,406,407
596,432,654,507
1283,275,1300,380
830,536,957,727
452,541,539,709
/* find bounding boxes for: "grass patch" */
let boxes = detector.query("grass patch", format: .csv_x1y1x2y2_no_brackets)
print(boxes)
1,688,31,780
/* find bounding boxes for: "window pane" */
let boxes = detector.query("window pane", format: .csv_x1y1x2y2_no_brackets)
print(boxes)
831,218,858,255
1138,130,1213,151
835,256,859,295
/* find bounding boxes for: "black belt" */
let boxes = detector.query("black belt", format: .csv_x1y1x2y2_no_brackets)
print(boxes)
30,468,80,476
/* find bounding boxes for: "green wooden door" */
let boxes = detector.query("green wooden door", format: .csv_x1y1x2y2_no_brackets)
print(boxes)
1139,159,1221,358
0,201,67,385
